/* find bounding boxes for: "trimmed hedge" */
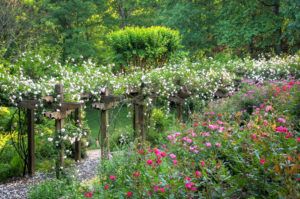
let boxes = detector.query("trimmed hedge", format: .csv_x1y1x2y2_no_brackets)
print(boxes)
107,26,181,72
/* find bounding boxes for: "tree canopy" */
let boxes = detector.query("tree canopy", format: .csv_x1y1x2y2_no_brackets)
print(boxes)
0,0,299,63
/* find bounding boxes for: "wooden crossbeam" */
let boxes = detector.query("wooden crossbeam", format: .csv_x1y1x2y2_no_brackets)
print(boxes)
169,96,184,104
100,95,123,103
61,102,82,111
92,101,119,110
18,100,38,109
44,110,73,119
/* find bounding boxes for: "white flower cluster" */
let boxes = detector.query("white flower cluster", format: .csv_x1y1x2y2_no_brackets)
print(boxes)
1,53,299,108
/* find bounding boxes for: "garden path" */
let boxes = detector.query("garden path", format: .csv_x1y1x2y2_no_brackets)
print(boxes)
0,149,101,199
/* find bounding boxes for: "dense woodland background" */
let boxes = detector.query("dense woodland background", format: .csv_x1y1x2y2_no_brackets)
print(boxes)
1,0,300,63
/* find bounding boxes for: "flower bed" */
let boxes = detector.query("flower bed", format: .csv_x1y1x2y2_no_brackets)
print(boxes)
78,80,300,198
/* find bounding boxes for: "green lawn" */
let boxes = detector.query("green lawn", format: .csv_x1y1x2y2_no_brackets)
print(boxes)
85,104,132,150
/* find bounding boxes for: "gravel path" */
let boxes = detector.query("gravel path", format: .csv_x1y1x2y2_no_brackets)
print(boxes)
0,150,100,199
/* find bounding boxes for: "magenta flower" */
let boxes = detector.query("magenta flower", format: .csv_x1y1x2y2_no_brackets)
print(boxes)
275,126,288,133
195,170,202,178
147,159,153,165
109,175,116,181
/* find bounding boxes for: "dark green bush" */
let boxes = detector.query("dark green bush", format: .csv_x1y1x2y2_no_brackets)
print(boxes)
107,26,182,72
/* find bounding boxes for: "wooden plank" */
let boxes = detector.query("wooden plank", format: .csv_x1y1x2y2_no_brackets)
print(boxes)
18,100,38,109
27,109,35,176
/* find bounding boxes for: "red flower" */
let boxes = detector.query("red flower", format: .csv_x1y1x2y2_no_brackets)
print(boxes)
260,158,266,165
109,175,116,181
297,137,300,142
133,171,140,178
195,170,202,178
84,192,93,198
193,122,199,127
126,191,133,197
160,151,167,157
104,184,109,190
156,158,162,165
147,159,153,165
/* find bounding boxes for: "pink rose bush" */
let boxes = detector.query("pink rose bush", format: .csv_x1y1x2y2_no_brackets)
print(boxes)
81,81,299,198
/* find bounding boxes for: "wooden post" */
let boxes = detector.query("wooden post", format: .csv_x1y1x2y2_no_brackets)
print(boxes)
133,103,140,138
100,90,109,160
74,108,81,162
138,103,146,140
27,108,35,176
55,84,65,179
176,102,183,122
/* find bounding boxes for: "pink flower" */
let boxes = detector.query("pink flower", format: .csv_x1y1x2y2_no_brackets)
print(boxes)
277,118,286,123
195,170,202,178
208,124,219,130
260,158,266,165
126,191,133,198
147,159,153,165
218,127,225,132
159,187,165,193
217,120,224,125
215,142,221,148
109,175,116,181
265,105,273,112
275,126,288,133
167,134,175,141
263,120,268,126
104,184,109,190
297,137,300,142
201,132,210,137
251,134,257,140
169,153,176,159
173,159,177,165
84,192,93,198
154,185,159,192
205,142,212,147
200,160,205,167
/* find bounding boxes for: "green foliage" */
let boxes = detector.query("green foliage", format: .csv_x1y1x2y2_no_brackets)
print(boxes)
0,145,24,182
107,26,182,71
28,179,80,199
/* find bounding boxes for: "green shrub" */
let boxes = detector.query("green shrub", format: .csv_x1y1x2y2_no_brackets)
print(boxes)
0,147,24,182
28,179,80,199
107,26,182,72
